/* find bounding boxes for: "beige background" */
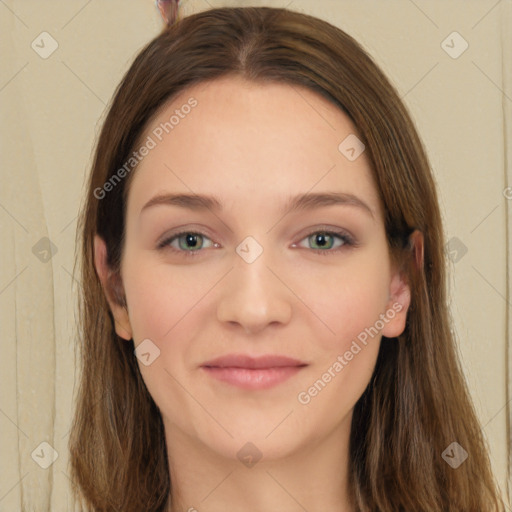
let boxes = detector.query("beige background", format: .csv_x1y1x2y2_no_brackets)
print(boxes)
1,0,511,510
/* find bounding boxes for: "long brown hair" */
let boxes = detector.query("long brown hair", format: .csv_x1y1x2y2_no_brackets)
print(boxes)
70,6,506,511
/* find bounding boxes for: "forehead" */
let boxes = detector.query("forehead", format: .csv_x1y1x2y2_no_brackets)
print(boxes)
126,75,381,219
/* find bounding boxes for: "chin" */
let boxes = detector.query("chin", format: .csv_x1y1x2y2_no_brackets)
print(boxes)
207,432,303,466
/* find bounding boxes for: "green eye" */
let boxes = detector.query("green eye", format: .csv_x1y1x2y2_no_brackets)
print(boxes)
158,229,355,258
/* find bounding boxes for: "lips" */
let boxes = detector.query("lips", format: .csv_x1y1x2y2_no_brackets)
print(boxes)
200,354,308,390
201,354,307,370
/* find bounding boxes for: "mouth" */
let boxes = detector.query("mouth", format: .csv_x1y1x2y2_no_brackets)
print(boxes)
200,354,308,390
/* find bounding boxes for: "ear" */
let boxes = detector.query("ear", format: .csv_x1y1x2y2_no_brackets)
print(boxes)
93,234,133,341
381,230,424,338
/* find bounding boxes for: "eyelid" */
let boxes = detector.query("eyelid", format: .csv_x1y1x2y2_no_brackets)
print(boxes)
156,224,216,247
294,225,356,245
157,225,357,256
157,229,217,252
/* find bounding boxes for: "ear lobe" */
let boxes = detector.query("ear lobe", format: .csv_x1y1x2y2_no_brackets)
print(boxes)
93,234,133,341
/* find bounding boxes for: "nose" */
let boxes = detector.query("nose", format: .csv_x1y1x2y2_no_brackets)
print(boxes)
216,251,293,335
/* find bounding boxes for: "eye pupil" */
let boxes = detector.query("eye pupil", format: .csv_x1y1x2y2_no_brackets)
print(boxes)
314,232,330,248
182,233,201,249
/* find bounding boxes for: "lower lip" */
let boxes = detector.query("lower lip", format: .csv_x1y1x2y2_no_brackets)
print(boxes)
201,366,304,390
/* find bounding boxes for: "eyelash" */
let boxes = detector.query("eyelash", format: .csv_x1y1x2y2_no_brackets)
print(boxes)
157,228,356,258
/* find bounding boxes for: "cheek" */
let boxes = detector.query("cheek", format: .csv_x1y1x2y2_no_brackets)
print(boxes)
295,262,389,416
122,245,391,356
122,255,206,342
301,253,391,355
121,257,208,408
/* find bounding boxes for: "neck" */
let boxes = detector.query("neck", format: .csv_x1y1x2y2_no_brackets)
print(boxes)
164,414,355,512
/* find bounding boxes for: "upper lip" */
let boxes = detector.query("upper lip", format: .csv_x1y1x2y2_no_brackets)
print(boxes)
201,354,308,369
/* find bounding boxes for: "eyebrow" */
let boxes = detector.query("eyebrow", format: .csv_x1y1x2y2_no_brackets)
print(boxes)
140,191,375,219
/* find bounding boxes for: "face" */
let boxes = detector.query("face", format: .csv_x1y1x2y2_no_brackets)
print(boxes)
95,75,410,463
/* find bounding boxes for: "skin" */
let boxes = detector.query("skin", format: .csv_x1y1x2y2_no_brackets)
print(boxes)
94,76,416,512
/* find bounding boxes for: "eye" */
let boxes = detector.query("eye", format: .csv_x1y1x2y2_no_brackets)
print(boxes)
157,228,356,258
294,229,355,256
157,231,217,257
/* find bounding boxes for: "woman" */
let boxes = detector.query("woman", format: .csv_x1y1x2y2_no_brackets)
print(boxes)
69,5,506,511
